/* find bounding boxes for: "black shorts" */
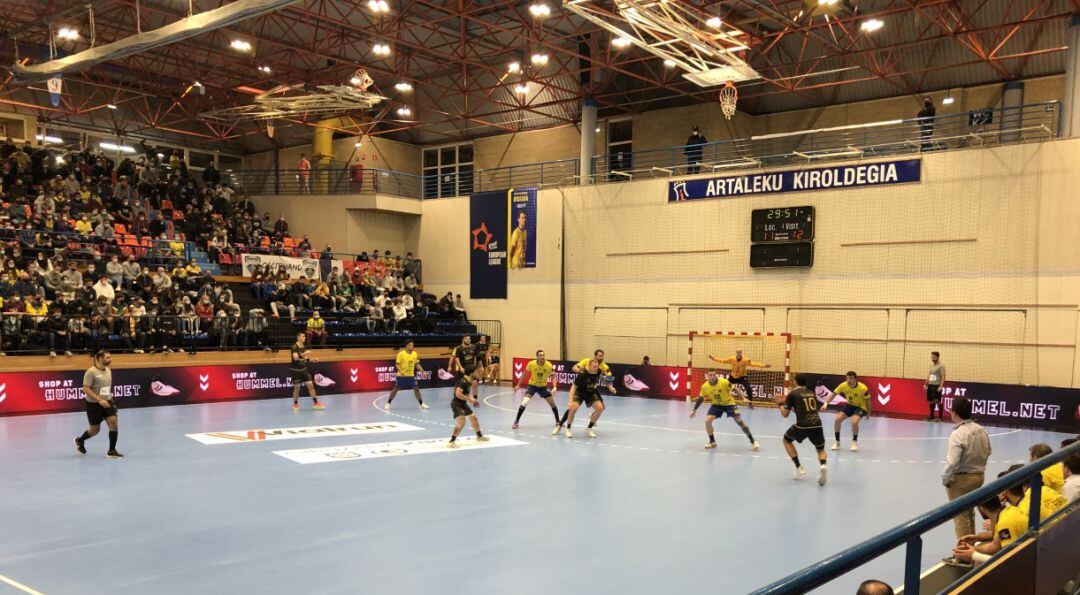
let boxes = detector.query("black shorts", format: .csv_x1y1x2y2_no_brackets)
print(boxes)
573,391,603,407
451,398,474,418
730,376,753,397
784,425,825,449
291,369,312,385
85,400,118,426
926,385,942,402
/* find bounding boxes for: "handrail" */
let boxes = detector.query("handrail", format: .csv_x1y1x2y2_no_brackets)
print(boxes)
750,440,1080,595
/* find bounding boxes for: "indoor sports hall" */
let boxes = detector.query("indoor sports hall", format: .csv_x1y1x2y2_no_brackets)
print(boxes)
1,2,1079,595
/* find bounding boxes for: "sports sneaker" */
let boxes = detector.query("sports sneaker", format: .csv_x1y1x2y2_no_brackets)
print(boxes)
419,403,430,410
293,402,300,412
831,442,841,451
818,465,828,486
793,467,806,478
512,423,519,429
384,402,391,410
751,441,761,451
313,402,325,410
106,450,124,459
437,368,455,381
74,436,86,454
551,425,561,435
704,442,717,450
563,428,572,438
476,435,490,443
586,428,597,438
446,441,459,449
49,351,57,357
850,443,859,452
65,350,73,356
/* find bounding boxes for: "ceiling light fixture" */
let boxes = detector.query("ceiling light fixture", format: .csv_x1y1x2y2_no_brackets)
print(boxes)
372,43,392,56
36,134,63,144
100,142,136,154
860,18,884,32
257,65,272,74
106,104,118,110
663,59,676,68
531,53,549,66
397,106,412,117
528,3,551,18
515,83,530,95
942,97,955,105
367,0,390,13
706,16,722,28
508,61,521,73
395,81,413,92
818,0,840,6
229,39,253,52
56,27,79,41
612,36,631,48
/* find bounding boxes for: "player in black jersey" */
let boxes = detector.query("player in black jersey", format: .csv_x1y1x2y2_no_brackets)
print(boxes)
779,374,827,485
475,335,491,384
556,358,606,438
449,336,483,397
447,367,489,448
290,332,324,411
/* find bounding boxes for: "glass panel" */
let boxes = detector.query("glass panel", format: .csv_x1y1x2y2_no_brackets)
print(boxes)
440,147,456,166
423,149,438,168
609,119,632,144
458,144,473,164
440,166,457,197
188,151,214,168
458,164,474,195
423,170,439,199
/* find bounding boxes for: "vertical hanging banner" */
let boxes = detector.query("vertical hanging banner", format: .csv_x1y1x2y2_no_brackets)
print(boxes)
508,187,537,270
469,190,509,299
47,76,63,107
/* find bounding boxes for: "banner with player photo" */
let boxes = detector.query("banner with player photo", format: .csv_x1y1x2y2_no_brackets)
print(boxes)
469,189,509,299
0,358,458,417
508,187,537,270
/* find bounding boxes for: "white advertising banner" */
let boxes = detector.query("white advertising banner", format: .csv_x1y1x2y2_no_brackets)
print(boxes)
241,253,321,280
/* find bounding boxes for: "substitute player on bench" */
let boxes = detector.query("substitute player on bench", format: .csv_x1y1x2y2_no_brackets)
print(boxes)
691,369,760,451
831,371,871,452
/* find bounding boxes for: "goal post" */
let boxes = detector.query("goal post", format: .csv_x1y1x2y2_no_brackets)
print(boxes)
686,331,796,404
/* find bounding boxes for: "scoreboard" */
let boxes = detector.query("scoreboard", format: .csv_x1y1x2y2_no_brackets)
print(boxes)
750,206,814,268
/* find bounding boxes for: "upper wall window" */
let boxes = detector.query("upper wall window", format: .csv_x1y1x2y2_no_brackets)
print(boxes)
423,143,474,198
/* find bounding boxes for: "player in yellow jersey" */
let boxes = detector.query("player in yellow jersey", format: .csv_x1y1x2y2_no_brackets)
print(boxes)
572,349,617,397
1028,444,1065,492
512,349,561,431
385,340,429,410
830,371,872,452
709,349,769,406
690,369,760,451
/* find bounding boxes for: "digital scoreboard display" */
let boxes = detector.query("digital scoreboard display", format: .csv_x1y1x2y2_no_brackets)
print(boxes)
751,206,814,242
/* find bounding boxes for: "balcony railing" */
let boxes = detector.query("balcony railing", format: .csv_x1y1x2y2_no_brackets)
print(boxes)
236,101,1060,197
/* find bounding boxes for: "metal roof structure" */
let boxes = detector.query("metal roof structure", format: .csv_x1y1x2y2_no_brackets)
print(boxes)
0,0,1072,153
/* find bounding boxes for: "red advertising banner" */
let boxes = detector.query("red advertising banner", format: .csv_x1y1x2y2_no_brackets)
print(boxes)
512,358,1080,432
0,358,457,417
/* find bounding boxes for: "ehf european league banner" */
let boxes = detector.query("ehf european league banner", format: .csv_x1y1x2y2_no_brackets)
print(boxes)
470,189,509,299
509,187,537,270
668,158,921,202
0,358,458,417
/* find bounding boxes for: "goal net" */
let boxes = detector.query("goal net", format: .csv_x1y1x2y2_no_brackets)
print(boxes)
687,332,797,404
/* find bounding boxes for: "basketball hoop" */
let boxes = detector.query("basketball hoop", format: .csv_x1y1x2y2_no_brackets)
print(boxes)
719,81,738,120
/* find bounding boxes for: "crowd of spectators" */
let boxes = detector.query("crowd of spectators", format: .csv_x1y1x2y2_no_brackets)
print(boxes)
0,137,443,356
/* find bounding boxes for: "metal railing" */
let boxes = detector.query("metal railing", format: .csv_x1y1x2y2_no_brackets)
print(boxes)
234,101,1059,197
0,227,194,266
751,440,1080,595
593,101,1060,181
229,167,425,198
0,312,480,354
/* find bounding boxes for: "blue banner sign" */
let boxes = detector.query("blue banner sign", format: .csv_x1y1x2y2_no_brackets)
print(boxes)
668,159,921,202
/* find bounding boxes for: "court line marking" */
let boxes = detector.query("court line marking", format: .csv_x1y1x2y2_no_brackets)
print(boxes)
481,391,1023,441
370,392,1026,466
0,572,45,595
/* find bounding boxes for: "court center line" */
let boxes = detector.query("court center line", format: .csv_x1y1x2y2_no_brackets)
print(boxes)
0,571,45,595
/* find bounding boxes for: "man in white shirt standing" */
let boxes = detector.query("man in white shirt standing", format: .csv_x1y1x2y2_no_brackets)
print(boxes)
942,397,991,538
1063,454,1080,504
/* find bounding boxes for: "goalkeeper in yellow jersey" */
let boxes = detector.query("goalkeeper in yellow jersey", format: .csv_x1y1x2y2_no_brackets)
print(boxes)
709,349,769,406
691,369,760,451
830,371,871,452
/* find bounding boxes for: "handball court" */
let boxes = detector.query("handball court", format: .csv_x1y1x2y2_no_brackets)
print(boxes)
0,386,1070,595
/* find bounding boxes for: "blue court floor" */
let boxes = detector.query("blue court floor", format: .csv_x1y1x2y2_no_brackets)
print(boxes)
0,386,1072,595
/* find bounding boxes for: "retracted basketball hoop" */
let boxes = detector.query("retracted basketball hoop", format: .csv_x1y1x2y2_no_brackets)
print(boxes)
719,81,738,120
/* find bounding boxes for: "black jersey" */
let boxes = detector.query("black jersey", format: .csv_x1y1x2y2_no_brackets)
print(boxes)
454,344,478,368
454,375,473,398
290,342,308,371
574,369,601,395
784,387,822,427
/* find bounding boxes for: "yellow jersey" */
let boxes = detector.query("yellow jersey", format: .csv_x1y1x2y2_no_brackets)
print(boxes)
1040,463,1065,492
25,302,48,316
576,358,611,376
1020,487,1067,520
995,504,1027,547
525,360,554,387
834,381,871,410
306,317,325,331
509,227,527,269
715,356,761,378
699,378,735,406
396,350,420,377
